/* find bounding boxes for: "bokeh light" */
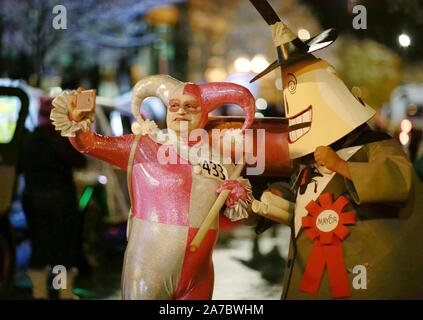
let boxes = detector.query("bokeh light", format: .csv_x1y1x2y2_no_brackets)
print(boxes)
398,34,411,47
255,98,268,110
234,57,252,73
400,118,412,133
298,28,311,40
97,175,108,184
399,131,410,145
205,67,227,82
251,55,269,73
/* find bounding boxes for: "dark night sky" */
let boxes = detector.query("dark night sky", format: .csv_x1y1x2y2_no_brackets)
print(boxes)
300,0,423,62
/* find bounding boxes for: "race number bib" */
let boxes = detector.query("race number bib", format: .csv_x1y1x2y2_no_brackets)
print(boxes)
201,160,228,181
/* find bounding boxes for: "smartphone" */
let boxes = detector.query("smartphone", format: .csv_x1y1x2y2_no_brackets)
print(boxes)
71,89,96,112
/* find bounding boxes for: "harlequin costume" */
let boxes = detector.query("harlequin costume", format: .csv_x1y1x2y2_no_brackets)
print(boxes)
51,75,255,299
249,0,423,299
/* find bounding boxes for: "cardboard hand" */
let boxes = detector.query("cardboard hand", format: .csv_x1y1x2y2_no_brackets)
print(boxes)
314,146,352,180
314,146,341,171
69,88,96,121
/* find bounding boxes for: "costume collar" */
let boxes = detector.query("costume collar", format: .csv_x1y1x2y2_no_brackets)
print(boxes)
147,129,232,165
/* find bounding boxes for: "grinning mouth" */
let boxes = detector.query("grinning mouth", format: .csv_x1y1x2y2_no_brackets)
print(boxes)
288,106,312,143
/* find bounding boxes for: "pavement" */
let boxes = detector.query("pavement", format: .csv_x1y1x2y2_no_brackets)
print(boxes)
7,224,291,300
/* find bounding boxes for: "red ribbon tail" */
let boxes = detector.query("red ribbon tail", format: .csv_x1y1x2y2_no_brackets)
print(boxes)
323,238,350,298
300,240,326,294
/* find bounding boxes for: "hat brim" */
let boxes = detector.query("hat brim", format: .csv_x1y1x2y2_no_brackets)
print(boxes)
306,28,338,53
249,28,338,83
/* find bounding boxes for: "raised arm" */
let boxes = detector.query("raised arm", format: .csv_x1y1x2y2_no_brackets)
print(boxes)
51,89,135,171
69,128,135,171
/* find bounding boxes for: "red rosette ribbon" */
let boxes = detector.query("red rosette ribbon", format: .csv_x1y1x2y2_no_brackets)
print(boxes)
300,192,356,298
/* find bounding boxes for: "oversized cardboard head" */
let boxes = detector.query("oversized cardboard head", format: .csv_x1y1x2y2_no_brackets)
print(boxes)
282,55,376,159
249,0,376,159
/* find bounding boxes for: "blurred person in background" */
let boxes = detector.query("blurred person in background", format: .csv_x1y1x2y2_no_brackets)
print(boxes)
20,97,86,299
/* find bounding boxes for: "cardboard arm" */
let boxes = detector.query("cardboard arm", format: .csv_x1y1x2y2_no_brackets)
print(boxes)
251,200,291,225
251,191,295,226
261,192,294,212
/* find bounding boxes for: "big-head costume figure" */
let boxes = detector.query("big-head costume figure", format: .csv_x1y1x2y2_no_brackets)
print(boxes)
250,0,423,299
50,75,255,300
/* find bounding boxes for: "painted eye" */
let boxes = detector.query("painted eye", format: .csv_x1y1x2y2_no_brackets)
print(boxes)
287,73,297,94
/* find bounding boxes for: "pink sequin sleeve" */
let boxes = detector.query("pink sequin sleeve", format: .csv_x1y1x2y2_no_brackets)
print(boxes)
69,128,135,171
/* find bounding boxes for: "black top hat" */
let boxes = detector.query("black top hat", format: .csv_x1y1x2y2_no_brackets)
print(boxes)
249,0,338,83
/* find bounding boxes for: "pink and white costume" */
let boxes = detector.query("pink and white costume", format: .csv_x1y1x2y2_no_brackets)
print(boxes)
70,129,248,299
51,77,255,300
70,129,234,298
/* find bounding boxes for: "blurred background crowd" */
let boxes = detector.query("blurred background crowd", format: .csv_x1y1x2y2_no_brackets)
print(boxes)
0,0,422,299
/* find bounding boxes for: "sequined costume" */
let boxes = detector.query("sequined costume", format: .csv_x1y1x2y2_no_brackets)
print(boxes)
69,129,243,299
51,75,256,300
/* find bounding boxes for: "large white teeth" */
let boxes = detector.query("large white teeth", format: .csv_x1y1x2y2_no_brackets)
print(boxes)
289,127,310,142
304,109,311,122
289,108,311,125
289,108,312,142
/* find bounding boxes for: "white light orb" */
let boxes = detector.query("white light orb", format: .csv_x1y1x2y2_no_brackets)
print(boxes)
298,28,311,40
399,132,409,145
234,57,252,73
398,34,411,47
400,119,412,134
256,98,268,110
251,55,269,73
205,67,227,82
97,175,108,184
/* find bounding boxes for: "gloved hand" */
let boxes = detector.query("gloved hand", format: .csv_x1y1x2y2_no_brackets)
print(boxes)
216,179,248,209
51,89,96,137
